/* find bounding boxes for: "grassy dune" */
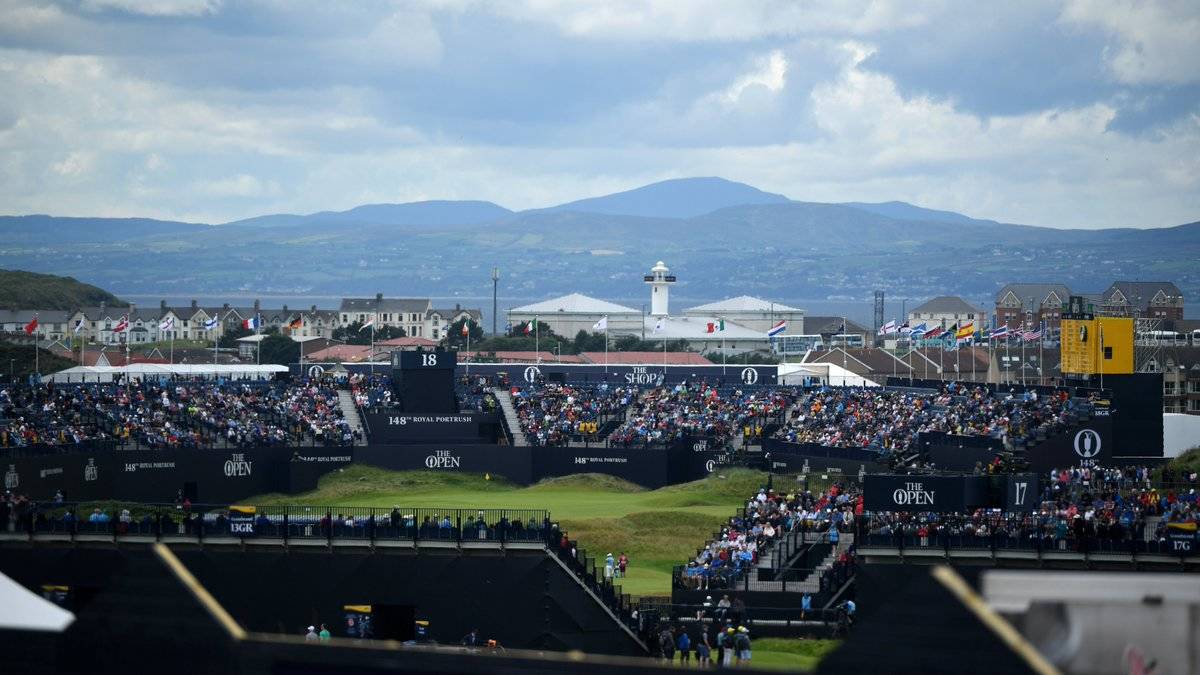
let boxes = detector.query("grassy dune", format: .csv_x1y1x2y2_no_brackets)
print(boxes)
250,466,774,597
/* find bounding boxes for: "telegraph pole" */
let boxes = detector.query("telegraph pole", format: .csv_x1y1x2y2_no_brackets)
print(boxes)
491,267,500,335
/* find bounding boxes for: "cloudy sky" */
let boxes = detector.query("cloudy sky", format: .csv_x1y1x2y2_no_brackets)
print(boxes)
1,0,1197,228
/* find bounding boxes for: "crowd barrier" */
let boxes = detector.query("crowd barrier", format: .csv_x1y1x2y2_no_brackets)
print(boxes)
0,501,550,545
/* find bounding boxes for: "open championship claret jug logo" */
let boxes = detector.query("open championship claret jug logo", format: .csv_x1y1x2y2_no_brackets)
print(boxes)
224,453,253,477
4,464,17,490
1073,429,1102,459
892,481,936,506
740,367,759,385
84,458,99,482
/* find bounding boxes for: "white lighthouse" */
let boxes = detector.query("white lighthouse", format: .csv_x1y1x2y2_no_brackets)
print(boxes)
644,260,676,317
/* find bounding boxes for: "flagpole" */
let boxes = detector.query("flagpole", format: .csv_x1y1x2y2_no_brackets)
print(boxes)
169,320,174,366
127,302,134,393
33,313,39,377
465,320,470,376
369,320,375,378
1038,322,1044,386
604,318,608,371
535,316,540,364
255,312,261,366
298,314,305,371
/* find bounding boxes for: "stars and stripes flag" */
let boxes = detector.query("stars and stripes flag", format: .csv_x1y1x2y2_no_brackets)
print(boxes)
768,320,787,337
1022,325,1044,342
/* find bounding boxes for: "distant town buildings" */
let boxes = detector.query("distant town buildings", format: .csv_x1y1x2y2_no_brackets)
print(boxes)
994,281,1185,331
907,296,983,330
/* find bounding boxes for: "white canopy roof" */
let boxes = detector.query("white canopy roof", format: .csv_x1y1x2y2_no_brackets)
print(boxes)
510,293,639,315
778,362,880,387
45,364,289,383
686,295,802,313
0,571,75,632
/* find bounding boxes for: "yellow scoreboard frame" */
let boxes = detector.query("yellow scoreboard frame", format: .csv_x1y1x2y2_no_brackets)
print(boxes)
1060,317,1134,375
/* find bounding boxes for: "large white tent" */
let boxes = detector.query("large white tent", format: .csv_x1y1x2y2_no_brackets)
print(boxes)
44,364,289,383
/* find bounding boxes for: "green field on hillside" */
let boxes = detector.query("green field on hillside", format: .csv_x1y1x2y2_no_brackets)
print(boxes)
251,466,786,598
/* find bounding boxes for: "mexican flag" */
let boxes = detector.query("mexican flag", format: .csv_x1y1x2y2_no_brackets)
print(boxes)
524,317,537,335
705,319,725,334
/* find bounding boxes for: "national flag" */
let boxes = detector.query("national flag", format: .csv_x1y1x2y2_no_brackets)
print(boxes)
924,326,945,339
288,316,303,330
461,321,470,337
524,317,537,335
767,320,787,337
23,315,38,335
955,321,976,341
653,318,666,333
909,322,928,336
114,315,129,333
243,315,261,331
158,316,175,331
988,325,1010,340
73,317,85,334
592,316,608,332
1022,327,1043,342
203,316,219,331
877,320,897,336
898,322,911,335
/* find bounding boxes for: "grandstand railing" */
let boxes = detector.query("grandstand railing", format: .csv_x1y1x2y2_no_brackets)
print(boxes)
0,502,551,545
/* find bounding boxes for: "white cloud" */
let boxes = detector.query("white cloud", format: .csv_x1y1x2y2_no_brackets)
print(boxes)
719,50,788,104
80,0,223,17
1061,0,1200,85
51,151,94,176
464,0,936,41
195,174,280,198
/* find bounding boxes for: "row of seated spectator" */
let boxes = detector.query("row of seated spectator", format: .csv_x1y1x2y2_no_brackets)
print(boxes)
0,378,355,450
608,383,794,447
348,373,500,414
511,383,634,446
773,384,1077,454
861,465,1197,551
679,482,859,590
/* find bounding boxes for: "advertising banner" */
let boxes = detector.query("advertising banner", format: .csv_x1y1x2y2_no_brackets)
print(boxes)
362,412,499,444
863,474,990,512
355,444,534,484
1025,418,1113,473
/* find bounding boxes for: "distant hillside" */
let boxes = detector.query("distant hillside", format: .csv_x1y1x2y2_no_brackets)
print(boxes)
0,343,75,378
0,177,1195,307
541,177,790,219
224,200,513,229
0,269,123,310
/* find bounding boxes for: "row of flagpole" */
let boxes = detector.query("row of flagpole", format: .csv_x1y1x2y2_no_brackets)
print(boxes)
879,316,1050,385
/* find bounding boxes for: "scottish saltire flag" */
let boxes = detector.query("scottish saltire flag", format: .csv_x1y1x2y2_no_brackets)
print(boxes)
909,322,928,336
203,316,219,330
768,320,787,337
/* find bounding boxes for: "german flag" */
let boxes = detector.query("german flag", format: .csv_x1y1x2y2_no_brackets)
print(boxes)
288,316,303,330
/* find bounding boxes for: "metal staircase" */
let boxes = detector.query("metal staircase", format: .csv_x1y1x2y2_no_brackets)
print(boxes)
492,387,527,446
336,390,367,445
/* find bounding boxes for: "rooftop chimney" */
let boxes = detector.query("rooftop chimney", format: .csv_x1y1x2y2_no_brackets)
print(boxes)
254,299,261,312
283,304,289,314
376,292,384,303
311,304,317,312
160,300,167,311
191,299,198,310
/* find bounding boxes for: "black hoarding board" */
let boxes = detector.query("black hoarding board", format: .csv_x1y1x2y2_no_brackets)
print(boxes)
1166,530,1198,556
363,412,499,444
289,447,355,494
356,444,534,485
5,452,116,502
533,446,669,488
764,452,884,479
1025,418,1113,473
863,475,990,513
1004,474,1040,512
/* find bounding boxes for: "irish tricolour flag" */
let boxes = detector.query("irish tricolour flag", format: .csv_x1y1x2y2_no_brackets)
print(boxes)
767,320,787,337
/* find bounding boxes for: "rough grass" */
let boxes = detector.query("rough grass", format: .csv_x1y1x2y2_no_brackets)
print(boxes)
749,638,841,672
245,467,775,597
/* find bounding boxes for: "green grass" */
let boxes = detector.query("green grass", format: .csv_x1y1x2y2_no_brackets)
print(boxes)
248,465,778,597
748,638,841,672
